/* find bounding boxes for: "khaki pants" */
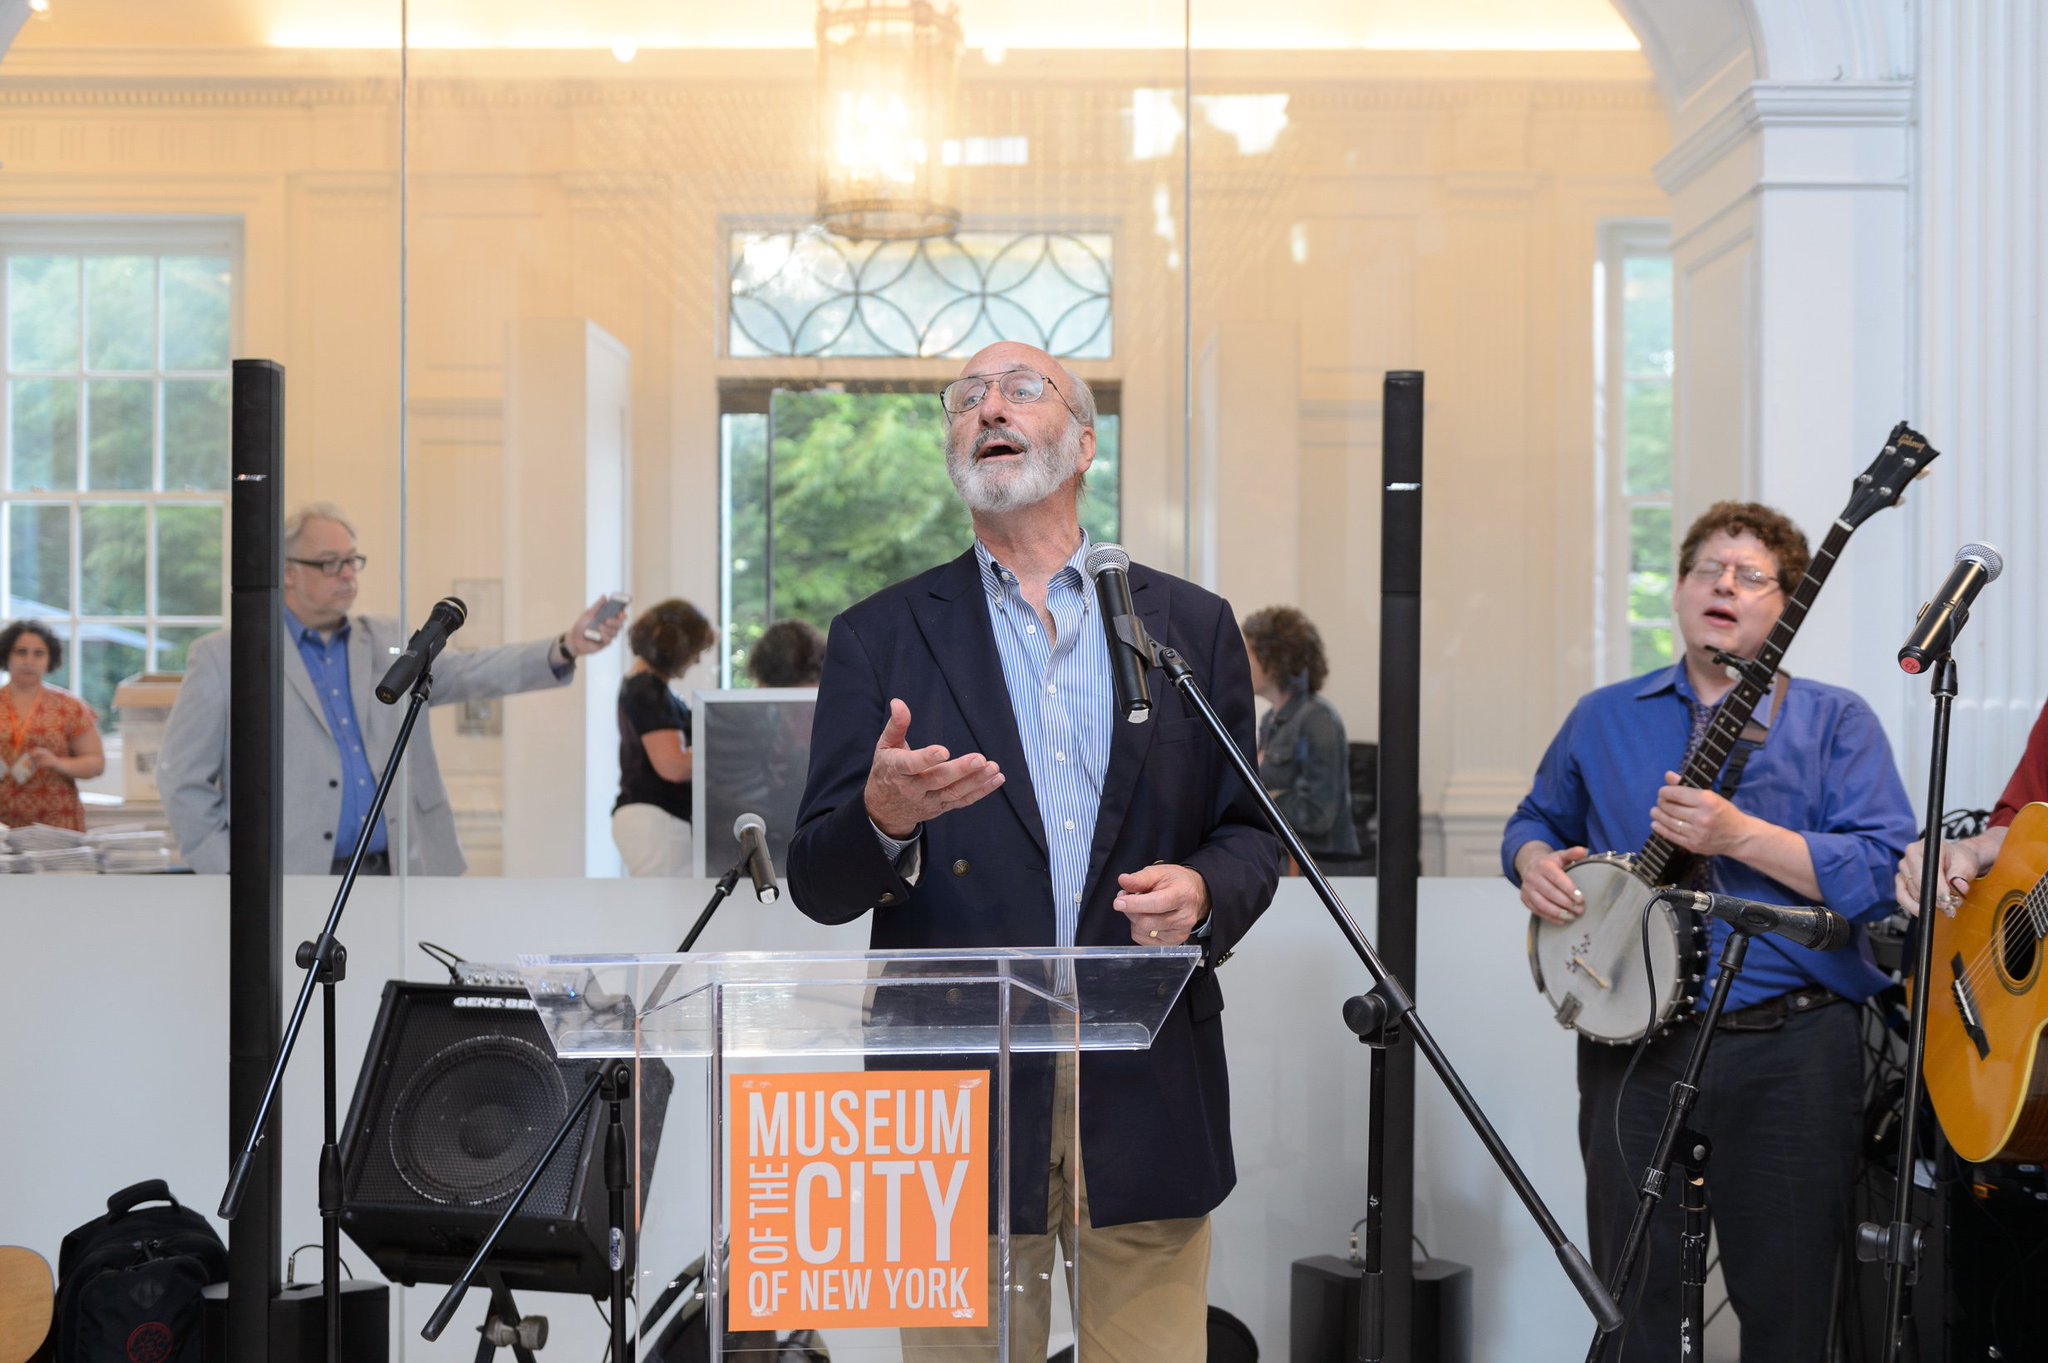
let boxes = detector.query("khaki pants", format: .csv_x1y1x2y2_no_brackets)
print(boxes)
903,1055,1211,1362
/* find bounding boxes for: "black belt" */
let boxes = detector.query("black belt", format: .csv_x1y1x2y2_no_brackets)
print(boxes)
1709,985,1846,1033
330,850,391,876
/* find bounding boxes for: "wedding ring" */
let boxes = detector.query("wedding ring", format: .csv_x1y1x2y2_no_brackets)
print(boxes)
1149,929,1159,939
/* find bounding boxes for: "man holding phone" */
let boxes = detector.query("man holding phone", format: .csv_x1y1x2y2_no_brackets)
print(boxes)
158,502,625,875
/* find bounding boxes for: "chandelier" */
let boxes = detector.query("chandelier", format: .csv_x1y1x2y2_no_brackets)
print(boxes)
815,2,963,241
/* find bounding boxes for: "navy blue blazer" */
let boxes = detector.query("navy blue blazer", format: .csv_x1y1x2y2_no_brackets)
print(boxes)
787,547,1282,1230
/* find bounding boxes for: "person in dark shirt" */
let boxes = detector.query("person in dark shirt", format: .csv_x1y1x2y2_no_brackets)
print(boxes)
1242,605,1361,862
612,598,716,876
744,618,827,689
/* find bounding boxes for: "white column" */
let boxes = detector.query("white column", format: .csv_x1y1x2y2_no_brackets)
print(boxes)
1658,80,1919,752
501,318,633,876
1908,0,2048,814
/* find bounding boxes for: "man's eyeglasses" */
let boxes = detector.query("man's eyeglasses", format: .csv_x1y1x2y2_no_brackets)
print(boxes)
287,554,368,577
1685,558,1780,593
941,368,1075,417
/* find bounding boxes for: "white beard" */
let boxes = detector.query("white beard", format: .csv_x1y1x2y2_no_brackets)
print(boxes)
947,420,1082,514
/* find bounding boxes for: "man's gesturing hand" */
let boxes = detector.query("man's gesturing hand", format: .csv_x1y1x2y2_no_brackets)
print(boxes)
1114,863,1210,946
864,698,1005,839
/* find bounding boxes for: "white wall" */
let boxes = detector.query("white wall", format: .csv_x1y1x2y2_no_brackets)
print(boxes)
0,874,1597,1362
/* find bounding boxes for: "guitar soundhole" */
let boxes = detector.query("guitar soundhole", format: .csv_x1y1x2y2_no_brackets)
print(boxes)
2000,900,2039,985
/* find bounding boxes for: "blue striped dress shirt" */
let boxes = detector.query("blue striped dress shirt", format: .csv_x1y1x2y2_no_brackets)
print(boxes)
873,534,1114,946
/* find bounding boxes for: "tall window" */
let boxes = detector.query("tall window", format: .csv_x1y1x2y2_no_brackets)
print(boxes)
2,224,236,729
1594,223,1673,681
719,227,1118,684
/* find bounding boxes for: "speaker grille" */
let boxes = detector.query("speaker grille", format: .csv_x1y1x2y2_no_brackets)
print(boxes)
348,991,587,1218
389,1035,571,1206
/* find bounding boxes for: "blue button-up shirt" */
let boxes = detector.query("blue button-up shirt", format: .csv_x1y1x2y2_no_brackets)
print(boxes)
973,536,1115,947
1502,662,1916,1008
285,609,387,859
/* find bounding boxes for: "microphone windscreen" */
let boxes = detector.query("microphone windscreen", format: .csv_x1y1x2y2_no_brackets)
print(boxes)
1083,542,1131,580
1958,542,2003,580
438,595,470,628
733,811,766,841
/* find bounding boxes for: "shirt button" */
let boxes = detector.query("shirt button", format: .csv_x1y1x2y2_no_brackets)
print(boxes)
1047,684,1056,695
879,892,897,905
1055,751,1066,762
1064,820,1075,831
1073,892,1082,904
1027,624,1037,634
328,779,338,789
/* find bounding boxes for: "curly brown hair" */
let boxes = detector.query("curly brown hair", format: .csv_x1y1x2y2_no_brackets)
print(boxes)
1240,605,1329,695
1677,501,1812,591
628,598,716,679
746,619,827,687
0,619,63,674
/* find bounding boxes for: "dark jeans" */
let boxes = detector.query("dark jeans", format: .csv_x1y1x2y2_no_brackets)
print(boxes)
1578,999,1864,1363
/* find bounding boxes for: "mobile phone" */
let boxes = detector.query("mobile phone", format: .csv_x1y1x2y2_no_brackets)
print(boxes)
585,591,631,643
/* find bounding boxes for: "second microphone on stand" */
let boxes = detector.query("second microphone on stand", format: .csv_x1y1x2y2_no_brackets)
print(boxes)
1660,888,1850,951
375,596,468,703
1899,543,2002,674
733,812,779,902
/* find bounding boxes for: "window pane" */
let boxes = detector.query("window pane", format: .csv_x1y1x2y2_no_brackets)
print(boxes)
79,503,146,616
162,257,232,371
9,379,80,490
723,412,769,682
766,389,968,629
77,634,144,734
1623,380,1671,495
156,504,224,617
6,502,71,614
1079,413,1121,547
8,256,81,371
1629,625,1674,674
1628,503,1673,630
1622,254,1672,376
163,379,229,490
86,379,154,489
84,256,155,371
153,624,213,673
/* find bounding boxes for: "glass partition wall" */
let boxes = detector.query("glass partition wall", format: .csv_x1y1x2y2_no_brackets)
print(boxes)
1,3,1670,885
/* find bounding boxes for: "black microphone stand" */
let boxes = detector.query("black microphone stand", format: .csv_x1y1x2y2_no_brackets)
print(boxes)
422,856,753,1361
1582,896,1763,1362
1136,633,1623,1342
1857,651,1957,1358
219,666,436,1363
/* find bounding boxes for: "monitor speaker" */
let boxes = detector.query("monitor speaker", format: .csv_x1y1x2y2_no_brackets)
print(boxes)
338,981,673,1299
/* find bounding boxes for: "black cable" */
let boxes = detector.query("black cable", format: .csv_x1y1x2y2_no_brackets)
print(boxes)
417,939,464,982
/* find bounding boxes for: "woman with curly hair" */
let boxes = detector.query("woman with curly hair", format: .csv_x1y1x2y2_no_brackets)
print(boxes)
612,598,717,876
1241,605,1360,862
0,619,105,833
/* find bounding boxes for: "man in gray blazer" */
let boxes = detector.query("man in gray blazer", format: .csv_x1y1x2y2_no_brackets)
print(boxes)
158,503,622,875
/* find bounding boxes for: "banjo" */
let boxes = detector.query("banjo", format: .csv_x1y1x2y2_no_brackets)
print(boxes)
1528,424,1940,1043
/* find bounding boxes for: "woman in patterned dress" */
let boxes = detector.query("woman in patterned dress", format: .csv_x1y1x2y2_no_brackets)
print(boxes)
0,620,104,833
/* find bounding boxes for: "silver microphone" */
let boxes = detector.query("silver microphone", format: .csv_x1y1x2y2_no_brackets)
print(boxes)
733,812,779,903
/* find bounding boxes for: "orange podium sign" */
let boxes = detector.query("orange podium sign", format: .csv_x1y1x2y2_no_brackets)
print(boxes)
729,1070,991,1331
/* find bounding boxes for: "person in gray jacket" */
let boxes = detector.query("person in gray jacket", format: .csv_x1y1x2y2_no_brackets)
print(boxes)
158,503,622,875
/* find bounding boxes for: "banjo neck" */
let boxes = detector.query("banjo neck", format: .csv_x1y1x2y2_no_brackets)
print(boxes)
1632,519,1852,888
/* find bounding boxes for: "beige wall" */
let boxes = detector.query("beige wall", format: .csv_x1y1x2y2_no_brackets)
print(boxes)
0,43,1669,871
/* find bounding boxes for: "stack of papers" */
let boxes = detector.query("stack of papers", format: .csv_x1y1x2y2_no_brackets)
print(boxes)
24,846,98,874
93,830,171,874
0,853,27,874
6,824,86,854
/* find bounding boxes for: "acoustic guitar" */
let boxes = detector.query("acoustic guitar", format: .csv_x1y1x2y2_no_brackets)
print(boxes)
1923,800,2048,1162
0,1245,53,1363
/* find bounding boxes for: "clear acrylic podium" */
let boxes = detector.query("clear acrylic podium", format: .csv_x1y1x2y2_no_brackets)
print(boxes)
516,946,1199,1362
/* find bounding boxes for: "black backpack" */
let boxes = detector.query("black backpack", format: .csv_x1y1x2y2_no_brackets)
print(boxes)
54,1180,228,1363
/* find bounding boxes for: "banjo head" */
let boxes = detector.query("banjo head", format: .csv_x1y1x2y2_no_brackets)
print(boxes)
1527,854,1701,1044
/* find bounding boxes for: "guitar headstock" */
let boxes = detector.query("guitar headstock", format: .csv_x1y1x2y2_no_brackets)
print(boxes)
1841,421,1941,528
